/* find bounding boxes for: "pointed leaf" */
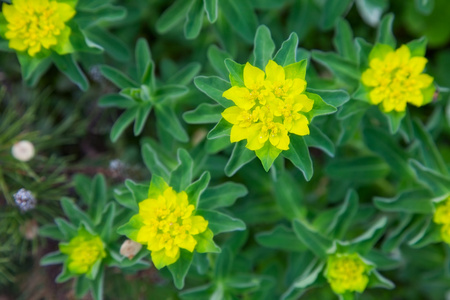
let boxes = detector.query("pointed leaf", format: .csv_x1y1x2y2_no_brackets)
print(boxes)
292,219,333,259
274,32,299,66
198,210,246,234
253,25,275,69
283,135,313,181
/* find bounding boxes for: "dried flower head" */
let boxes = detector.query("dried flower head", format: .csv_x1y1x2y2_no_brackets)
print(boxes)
13,188,37,212
11,140,35,162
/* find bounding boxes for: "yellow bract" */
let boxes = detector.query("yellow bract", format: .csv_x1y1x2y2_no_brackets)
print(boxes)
222,60,313,151
59,229,106,275
325,253,370,295
361,45,434,112
135,187,208,269
433,197,450,244
2,0,75,56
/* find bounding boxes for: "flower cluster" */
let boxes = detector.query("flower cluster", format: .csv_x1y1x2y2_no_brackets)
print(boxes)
325,253,370,295
59,228,106,275
1,0,75,56
433,197,450,244
361,44,434,112
131,185,209,269
222,60,313,151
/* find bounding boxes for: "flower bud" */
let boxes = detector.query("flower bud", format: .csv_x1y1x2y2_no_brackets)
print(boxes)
12,140,35,162
120,239,142,259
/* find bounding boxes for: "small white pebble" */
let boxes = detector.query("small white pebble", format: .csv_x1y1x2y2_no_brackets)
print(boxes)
12,140,35,162
120,239,142,259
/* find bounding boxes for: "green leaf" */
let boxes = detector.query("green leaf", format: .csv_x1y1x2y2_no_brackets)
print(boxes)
186,171,210,208
337,99,370,120
75,276,91,299
168,62,201,85
376,13,396,48
333,18,357,61
141,143,171,181
84,27,130,62
414,0,434,15
282,260,324,300
311,50,360,84
90,268,104,300
408,219,441,248
406,37,427,57
274,32,299,66
283,135,313,181
273,171,305,220
292,219,333,259
52,54,89,91
194,76,233,107
384,110,406,134
355,0,388,27
185,0,204,39
207,45,231,78
98,94,134,108
304,125,335,157
148,175,170,198
100,65,138,89
309,88,350,108
255,142,282,172
253,25,275,69
155,104,189,142
117,214,143,241
204,0,218,22
374,188,434,214
113,187,138,211
156,0,196,34
99,203,115,242
367,270,395,290
40,251,66,266
183,103,223,124
412,118,448,175
256,225,306,252
54,218,78,240
409,160,450,196
355,37,373,70
327,190,358,240
219,0,258,43
89,174,108,224
134,105,152,136
363,127,415,179
224,59,245,87
284,60,307,80
348,217,387,254
39,224,65,240
60,198,94,229
135,38,152,80
168,250,194,289
194,228,221,253
224,141,256,176
320,0,353,30
170,149,194,192
56,264,74,283
17,54,50,81
124,181,147,211
304,91,337,120
198,210,246,234
199,182,247,209
110,107,138,142
326,156,389,182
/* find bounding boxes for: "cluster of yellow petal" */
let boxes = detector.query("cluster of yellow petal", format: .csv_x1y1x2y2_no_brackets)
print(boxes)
222,60,313,151
325,253,370,295
361,45,434,112
136,187,208,267
59,229,106,275
2,0,75,56
433,197,450,244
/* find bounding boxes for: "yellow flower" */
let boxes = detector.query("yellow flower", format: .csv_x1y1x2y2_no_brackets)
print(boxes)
222,60,313,151
325,253,370,295
361,44,434,112
132,186,208,269
433,197,450,244
1,0,76,56
59,228,106,275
